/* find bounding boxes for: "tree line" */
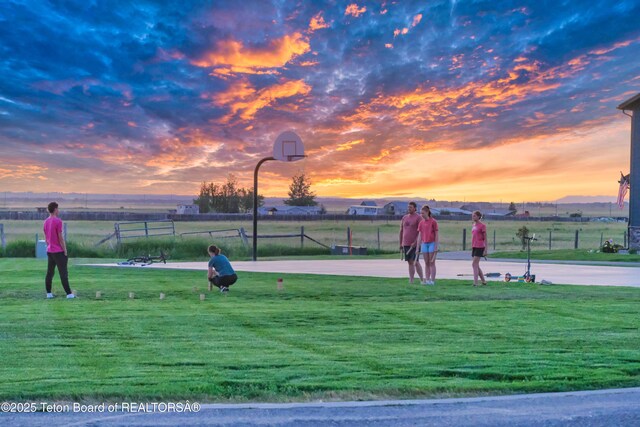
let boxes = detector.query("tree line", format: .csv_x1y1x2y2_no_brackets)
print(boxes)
194,173,317,213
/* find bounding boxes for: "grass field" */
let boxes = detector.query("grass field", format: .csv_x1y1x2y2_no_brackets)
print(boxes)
0,218,630,257
1,259,639,403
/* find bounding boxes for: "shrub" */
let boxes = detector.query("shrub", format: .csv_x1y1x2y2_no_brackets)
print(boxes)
66,241,105,258
601,239,624,253
516,226,530,250
4,240,35,257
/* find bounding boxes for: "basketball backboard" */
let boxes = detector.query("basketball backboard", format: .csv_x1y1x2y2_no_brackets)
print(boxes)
273,131,305,162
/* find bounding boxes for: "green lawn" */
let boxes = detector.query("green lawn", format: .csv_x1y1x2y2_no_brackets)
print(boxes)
1,258,639,403
0,218,629,254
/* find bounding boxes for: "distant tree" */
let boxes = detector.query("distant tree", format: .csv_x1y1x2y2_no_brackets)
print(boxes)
516,225,530,250
239,188,264,213
194,175,263,213
283,172,317,206
508,202,518,213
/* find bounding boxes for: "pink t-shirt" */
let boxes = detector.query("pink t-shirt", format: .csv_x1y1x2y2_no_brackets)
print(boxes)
418,217,438,243
472,222,486,248
44,216,64,253
401,213,421,246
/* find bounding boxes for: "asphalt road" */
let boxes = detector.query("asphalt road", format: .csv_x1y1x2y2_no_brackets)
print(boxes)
3,387,639,426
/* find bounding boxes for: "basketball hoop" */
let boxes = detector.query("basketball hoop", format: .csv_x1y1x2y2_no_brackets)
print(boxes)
253,131,306,261
273,131,305,162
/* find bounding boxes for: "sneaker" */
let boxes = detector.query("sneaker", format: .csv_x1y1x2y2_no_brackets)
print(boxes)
220,286,229,293
420,280,428,285
429,280,436,286
66,294,76,299
46,293,56,299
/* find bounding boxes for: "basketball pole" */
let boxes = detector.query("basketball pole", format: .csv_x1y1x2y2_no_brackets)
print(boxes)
253,156,275,261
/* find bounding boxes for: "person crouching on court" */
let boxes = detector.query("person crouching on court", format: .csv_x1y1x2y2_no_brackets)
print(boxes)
416,205,439,285
207,245,237,293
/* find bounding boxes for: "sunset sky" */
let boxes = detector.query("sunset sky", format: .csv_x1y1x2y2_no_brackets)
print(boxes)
1,1,639,202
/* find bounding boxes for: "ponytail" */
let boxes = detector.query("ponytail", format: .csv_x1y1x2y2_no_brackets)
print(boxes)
207,245,221,255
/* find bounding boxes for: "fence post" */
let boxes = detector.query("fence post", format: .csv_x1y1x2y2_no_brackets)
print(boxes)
239,228,249,247
548,230,552,250
574,230,579,249
624,232,627,248
599,232,603,249
462,228,467,251
347,227,351,246
301,226,304,249
0,223,5,251
63,222,67,240
145,221,149,238
493,229,496,251
377,228,381,250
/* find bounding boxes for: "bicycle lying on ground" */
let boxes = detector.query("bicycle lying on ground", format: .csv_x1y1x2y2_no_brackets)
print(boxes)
117,251,169,266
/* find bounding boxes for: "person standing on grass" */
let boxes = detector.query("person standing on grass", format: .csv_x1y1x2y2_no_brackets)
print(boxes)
399,202,425,284
471,210,487,287
43,202,75,299
416,205,439,285
207,245,238,293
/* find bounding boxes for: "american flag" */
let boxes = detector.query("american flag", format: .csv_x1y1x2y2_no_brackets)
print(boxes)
617,172,630,209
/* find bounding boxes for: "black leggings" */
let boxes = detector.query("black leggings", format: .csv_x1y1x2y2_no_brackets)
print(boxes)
46,252,72,295
210,274,238,288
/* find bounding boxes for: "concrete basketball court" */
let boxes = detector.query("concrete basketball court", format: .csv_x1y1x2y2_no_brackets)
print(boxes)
97,257,640,287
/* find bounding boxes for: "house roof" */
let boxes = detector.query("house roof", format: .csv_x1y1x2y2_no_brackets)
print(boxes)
360,200,377,206
260,205,320,212
484,210,516,217
618,93,640,110
349,205,384,210
431,207,472,215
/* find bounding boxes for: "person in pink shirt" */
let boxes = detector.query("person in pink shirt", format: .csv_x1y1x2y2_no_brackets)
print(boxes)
399,202,424,284
43,202,75,299
416,205,439,285
471,210,487,287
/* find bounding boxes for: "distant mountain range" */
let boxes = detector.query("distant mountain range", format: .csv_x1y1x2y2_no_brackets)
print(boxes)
0,192,622,209
554,195,618,204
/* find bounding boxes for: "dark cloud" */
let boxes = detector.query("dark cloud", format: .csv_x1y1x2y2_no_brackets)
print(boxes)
0,0,639,196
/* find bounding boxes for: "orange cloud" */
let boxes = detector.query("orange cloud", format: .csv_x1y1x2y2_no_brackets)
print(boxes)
335,139,365,151
0,164,46,179
212,79,311,123
340,52,601,141
345,4,366,17
192,32,310,75
412,14,422,27
309,12,330,32
590,39,634,55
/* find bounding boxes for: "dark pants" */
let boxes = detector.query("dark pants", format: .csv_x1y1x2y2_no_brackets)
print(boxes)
209,274,238,289
46,252,72,295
